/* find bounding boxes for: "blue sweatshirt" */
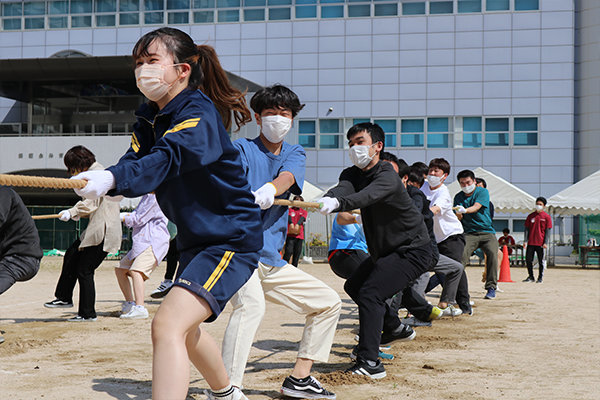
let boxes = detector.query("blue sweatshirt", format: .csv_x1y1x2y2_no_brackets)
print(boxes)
108,89,263,254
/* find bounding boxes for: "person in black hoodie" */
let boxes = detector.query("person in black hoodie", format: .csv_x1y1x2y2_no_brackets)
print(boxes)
318,122,432,379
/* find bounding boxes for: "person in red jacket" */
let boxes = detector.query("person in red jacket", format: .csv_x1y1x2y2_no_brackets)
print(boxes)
283,195,308,267
523,197,552,283
498,228,515,255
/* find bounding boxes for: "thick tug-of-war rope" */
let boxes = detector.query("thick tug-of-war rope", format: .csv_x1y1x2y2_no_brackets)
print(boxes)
0,174,86,190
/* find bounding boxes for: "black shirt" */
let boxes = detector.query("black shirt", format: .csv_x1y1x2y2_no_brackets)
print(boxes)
407,185,439,265
0,186,43,259
325,161,430,260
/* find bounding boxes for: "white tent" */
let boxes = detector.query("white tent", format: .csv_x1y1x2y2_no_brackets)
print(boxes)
446,167,536,213
547,169,600,216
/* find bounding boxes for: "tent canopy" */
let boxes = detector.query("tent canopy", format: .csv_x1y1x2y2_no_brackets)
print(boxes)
547,169,600,216
447,167,536,214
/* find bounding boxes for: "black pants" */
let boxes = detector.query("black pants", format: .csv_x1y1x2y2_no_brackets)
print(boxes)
283,237,304,267
525,245,545,279
344,243,431,362
0,254,41,295
328,249,370,280
437,233,471,312
54,239,107,318
164,238,180,281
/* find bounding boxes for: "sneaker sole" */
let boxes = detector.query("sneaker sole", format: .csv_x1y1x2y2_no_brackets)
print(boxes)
44,303,73,308
350,369,387,379
67,318,97,322
120,314,148,319
280,387,336,399
150,288,171,299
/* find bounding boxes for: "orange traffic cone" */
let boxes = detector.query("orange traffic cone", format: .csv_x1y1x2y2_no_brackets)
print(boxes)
498,245,514,283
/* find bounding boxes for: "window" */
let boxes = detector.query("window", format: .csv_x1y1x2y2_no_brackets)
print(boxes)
97,0,117,12
513,117,537,146
168,11,189,23
348,4,370,17
97,14,117,25
25,18,45,29
49,16,68,28
3,2,22,16
401,119,424,147
71,0,93,13
167,0,190,9
427,117,450,148
48,1,68,14
269,7,291,19
320,119,341,149
296,5,317,18
194,0,215,7
299,120,316,148
485,118,509,146
486,0,509,11
374,3,397,16
145,12,164,23
218,9,239,21
375,119,397,148
457,0,480,13
245,0,265,5
402,1,425,15
24,2,46,15
429,1,453,14
462,117,482,148
120,0,140,11
513,219,526,233
515,0,538,11
193,10,214,21
119,12,140,24
217,0,240,7
71,15,92,26
321,5,343,18
244,8,265,20
493,219,509,233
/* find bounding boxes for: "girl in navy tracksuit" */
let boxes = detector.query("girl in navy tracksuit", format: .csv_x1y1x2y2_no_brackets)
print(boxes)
74,28,262,400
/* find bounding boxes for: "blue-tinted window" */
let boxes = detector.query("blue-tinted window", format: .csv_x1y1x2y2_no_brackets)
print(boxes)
492,219,509,233
193,10,214,21
299,120,316,134
348,4,370,17
485,117,509,146
513,219,526,233
321,5,343,17
299,135,316,148
3,18,22,30
320,119,340,133
296,5,316,17
120,12,140,23
515,0,538,11
320,135,340,149
72,15,92,27
24,2,46,15
514,131,537,146
401,119,424,148
463,117,482,148
97,0,117,12
245,0,265,5
428,117,448,132
486,0,509,11
3,3,22,16
320,0,342,3
145,11,164,22
71,0,92,13
268,0,291,4
463,117,481,132
167,0,190,9
429,1,453,14
485,118,509,132
462,133,482,148
168,11,189,22
49,16,68,27
353,118,370,124
97,14,117,25
401,134,424,147
514,117,537,146
194,0,215,8
145,0,164,10
457,0,480,13
269,7,291,19
374,3,397,16
120,0,140,11
297,0,317,3
427,118,449,148
25,17,45,29
376,119,397,148
218,0,240,7
402,2,425,15
218,9,239,21
244,8,265,20
514,117,537,131
49,1,68,14
401,119,424,133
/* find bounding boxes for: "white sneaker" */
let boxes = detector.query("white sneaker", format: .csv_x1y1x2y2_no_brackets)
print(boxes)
121,301,135,314
150,279,173,299
205,386,248,400
441,305,463,317
120,305,149,319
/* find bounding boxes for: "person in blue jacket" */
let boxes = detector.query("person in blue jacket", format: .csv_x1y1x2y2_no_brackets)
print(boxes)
72,28,262,400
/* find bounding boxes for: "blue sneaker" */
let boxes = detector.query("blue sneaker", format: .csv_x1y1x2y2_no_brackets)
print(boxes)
484,288,496,299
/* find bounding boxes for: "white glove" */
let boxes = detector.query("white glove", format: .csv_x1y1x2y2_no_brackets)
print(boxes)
119,212,129,221
353,213,362,224
253,182,277,210
455,205,467,214
72,170,116,200
58,210,71,222
318,197,340,215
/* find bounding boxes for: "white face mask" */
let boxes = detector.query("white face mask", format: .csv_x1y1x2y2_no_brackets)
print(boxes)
461,184,476,194
349,145,374,169
427,174,444,188
536,204,544,211
135,64,180,102
261,115,292,143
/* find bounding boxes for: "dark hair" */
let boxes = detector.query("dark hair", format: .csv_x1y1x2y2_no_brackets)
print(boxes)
457,169,475,181
536,196,547,205
503,228,510,234
411,161,429,178
428,158,451,175
346,122,385,151
408,169,425,187
250,85,304,118
64,146,96,174
397,158,410,178
380,151,399,166
475,177,487,188
132,27,252,131
294,195,304,201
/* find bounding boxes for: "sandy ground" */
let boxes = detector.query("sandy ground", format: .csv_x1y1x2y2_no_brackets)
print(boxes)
0,257,599,400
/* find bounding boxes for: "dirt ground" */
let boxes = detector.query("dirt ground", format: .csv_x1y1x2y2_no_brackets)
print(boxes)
0,257,599,400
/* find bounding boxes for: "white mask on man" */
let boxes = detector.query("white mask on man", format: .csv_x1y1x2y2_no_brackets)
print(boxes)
261,115,292,143
461,184,476,194
536,204,544,211
349,145,374,169
427,174,444,188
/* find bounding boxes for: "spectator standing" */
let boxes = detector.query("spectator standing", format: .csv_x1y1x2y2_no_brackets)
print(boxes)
523,197,552,283
283,195,308,267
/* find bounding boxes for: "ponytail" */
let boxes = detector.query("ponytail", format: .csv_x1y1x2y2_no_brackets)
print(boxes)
193,45,252,132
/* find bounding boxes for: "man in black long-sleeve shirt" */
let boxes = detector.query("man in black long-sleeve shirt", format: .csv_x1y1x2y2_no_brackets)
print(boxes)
318,123,432,379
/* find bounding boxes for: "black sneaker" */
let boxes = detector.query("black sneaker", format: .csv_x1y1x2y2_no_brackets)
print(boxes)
346,359,387,379
536,278,543,284
380,324,416,345
44,299,73,308
280,375,336,399
522,277,535,283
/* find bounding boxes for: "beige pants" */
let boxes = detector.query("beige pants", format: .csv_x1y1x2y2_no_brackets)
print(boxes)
222,262,341,387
